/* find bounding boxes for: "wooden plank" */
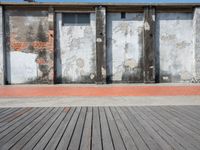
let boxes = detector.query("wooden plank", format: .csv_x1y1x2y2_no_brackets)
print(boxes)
121,107,162,150
2,108,54,150
9,108,57,150
104,107,126,150
0,108,46,147
0,108,32,124
160,106,200,134
116,107,149,150
136,106,184,150
79,107,92,150
129,107,172,150
0,108,18,116
33,107,67,150
163,106,200,131
45,107,75,150
147,106,199,150
163,107,200,143
99,107,114,150
110,107,137,150
56,107,81,150
143,6,156,83
0,108,35,132
155,107,200,145
0,108,9,112
21,107,61,150
0,108,19,119
68,107,87,150
170,106,200,122
0,108,40,136
91,107,102,150
183,106,200,115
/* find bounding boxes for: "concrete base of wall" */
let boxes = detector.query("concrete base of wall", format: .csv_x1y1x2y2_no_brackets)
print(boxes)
0,96,199,107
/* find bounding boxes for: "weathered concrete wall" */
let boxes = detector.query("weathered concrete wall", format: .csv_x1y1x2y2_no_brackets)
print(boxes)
0,6,4,85
156,13,194,83
5,10,54,84
107,13,144,83
56,13,96,83
194,8,200,83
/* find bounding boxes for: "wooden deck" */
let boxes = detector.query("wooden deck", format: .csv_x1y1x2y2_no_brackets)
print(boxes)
0,106,200,150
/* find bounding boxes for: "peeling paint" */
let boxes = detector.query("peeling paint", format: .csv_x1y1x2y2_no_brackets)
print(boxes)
144,21,150,31
56,13,96,83
107,13,144,82
156,13,194,83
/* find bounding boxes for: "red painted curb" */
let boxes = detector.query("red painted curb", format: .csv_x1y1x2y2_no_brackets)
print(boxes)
0,86,200,97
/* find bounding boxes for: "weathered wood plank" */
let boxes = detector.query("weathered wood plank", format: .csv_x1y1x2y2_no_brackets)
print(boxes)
91,107,102,150
0,108,32,124
2,108,54,150
121,107,162,150
0,108,19,119
147,106,199,150
45,107,75,150
99,107,114,150
105,107,126,150
21,107,61,150
136,106,184,150
116,107,149,150
129,107,172,150
79,107,92,150
56,107,81,150
10,108,57,150
68,107,87,150
33,108,66,150
0,108,46,147
0,108,10,114
0,106,199,150
110,107,137,150
0,108,35,132
163,106,200,131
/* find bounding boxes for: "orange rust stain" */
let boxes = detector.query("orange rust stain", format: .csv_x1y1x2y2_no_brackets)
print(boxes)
64,107,70,112
0,86,200,97
36,58,46,65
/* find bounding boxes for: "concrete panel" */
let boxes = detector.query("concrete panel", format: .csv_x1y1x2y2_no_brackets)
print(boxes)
56,13,96,83
0,6,4,85
8,52,37,84
5,10,54,84
156,13,194,83
107,13,144,83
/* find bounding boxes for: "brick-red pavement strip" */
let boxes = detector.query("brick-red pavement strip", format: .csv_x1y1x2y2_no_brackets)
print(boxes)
0,86,200,97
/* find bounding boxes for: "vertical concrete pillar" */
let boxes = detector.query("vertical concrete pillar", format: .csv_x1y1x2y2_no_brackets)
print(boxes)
47,7,55,84
95,6,106,84
143,7,156,83
0,6,4,85
194,7,200,83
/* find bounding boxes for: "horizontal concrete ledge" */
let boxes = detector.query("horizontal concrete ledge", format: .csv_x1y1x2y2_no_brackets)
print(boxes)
0,84,200,97
0,96,200,107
